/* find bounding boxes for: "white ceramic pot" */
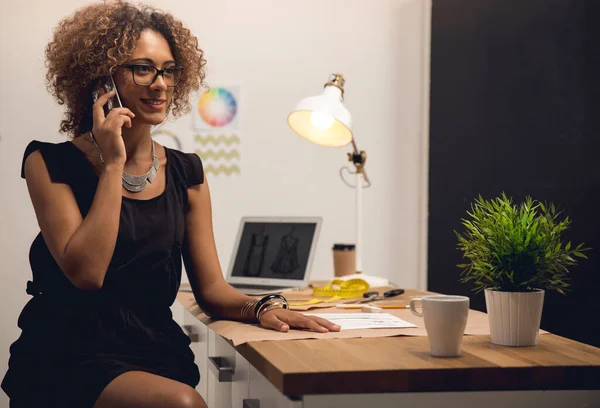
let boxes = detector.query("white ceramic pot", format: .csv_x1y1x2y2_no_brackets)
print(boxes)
484,288,545,346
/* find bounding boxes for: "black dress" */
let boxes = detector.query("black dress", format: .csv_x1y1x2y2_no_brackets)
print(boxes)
1,140,203,407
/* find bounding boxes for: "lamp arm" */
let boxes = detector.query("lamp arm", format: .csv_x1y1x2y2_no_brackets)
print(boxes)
348,139,370,185
355,170,363,274
348,138,370,274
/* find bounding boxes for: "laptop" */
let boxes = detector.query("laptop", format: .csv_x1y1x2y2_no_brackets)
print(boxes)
226,216,322,295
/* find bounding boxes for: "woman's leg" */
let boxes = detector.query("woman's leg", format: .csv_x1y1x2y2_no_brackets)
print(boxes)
94,371,207,408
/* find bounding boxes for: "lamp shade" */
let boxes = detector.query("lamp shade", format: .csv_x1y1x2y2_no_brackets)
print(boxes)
288,84,353,147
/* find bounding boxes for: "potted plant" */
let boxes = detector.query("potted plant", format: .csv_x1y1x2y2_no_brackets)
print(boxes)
455,193,589,346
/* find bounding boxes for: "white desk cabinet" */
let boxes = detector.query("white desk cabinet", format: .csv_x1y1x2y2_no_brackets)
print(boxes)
247,365,301,408
181,307,208,401
176,312,300,408
206,329,250,408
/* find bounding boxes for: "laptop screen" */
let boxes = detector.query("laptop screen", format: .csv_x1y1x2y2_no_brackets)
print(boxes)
230,221,317,281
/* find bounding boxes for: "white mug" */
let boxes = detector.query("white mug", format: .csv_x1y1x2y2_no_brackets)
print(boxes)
410,295,470,357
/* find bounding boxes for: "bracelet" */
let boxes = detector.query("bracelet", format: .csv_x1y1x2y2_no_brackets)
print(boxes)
254,294,288,321
241,298,259,320
256,299,287,322
257,301,287,322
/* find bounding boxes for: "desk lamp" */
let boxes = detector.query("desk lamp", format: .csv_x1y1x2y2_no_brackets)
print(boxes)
288,74,386,287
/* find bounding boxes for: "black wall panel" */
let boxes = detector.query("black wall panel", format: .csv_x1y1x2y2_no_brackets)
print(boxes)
429,0,600,346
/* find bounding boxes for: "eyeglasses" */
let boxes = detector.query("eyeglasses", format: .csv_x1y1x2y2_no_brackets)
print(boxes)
120,64,184,87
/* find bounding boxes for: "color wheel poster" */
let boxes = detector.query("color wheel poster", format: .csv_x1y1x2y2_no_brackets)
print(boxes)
192,86,241,176
194,86,240,131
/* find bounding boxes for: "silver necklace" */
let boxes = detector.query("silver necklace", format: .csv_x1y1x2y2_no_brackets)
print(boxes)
89,131,159,193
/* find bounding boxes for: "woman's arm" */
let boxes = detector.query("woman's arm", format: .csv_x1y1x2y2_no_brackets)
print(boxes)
24,90,134,290
25,152,123,290
182,176,341,333
181,177,261,322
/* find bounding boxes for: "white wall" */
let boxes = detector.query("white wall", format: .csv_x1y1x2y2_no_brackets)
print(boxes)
0,0,430,405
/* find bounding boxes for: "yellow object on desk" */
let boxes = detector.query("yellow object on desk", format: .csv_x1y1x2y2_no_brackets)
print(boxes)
288,278,370,307
289,296,343,307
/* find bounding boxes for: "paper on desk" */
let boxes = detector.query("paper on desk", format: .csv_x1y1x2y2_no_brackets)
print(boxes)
305,313,417,330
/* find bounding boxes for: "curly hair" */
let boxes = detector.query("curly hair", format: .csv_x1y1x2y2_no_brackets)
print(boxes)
44,0,207,137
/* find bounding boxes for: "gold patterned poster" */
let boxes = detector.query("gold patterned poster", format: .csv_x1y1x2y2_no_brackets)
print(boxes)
194,133,240,176
151,128,241,177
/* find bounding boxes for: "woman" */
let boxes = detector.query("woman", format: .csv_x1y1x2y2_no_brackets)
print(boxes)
1,1,340,407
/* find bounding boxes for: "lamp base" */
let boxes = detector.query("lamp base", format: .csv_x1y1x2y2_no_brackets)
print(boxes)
336,273,389,288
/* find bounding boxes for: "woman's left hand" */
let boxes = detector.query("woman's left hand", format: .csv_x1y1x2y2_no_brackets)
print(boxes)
259,308,341,333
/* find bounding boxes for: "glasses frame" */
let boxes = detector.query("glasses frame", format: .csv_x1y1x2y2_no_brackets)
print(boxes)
120,64,184,87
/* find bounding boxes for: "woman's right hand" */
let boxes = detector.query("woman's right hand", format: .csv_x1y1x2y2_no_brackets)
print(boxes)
92,89,135,166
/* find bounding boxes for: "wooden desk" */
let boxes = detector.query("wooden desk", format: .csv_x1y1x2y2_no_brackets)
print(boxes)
177,290,600,408
238,334,600,395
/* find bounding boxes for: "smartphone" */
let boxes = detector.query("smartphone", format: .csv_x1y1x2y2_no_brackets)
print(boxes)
92,74,123,116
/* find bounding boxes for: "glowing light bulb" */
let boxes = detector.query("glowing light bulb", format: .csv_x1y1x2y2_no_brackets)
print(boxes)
310,111,334,130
